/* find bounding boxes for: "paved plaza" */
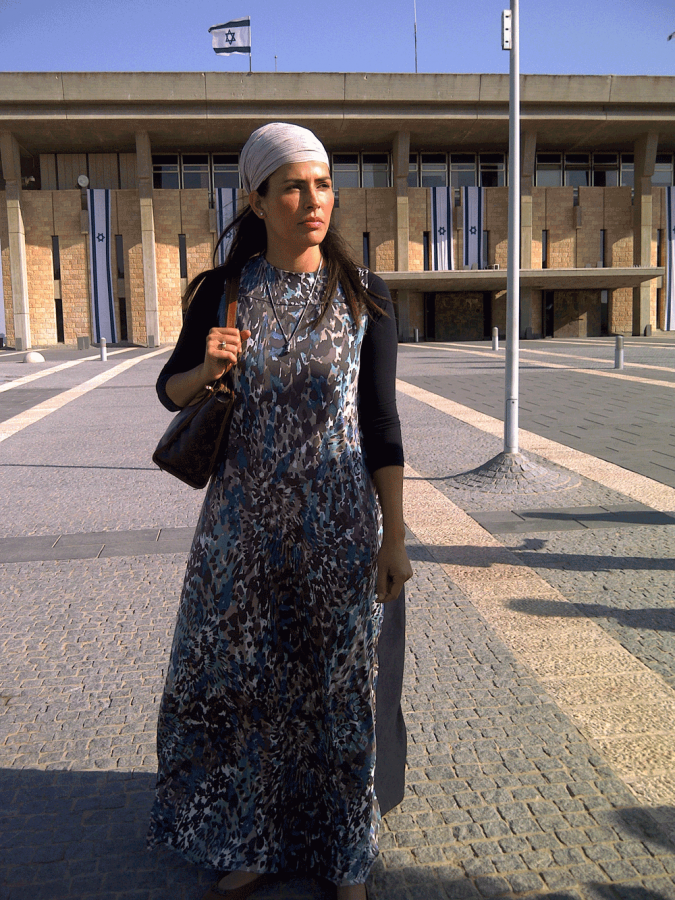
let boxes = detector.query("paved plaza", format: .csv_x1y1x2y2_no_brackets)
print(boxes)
1,334,675,900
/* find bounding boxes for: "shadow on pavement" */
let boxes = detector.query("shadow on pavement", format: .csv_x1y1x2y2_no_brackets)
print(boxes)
0,769,324,900
405,543,675,572
506,598,675,632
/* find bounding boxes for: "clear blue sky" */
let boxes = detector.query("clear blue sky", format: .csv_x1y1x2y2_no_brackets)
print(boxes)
1,0,674,76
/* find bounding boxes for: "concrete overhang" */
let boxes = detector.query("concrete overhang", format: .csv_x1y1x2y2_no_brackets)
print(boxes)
379,267,665,293
1,72,675,154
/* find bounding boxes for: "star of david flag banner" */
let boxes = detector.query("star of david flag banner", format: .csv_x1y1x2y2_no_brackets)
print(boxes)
462,186,485,269
431,187,454,271
215,188,239,266
209,17,251,55
666,187,675,331
86,189,117,344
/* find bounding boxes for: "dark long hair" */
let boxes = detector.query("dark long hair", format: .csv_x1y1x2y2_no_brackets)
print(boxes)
183,180,385,321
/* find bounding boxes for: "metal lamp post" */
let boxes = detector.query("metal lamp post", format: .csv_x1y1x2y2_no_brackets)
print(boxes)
503,0,520,453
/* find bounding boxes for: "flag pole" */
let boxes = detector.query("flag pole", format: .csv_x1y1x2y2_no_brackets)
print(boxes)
413,0,418,73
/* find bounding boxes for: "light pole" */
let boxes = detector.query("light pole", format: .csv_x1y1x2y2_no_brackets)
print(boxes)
503,0,520,453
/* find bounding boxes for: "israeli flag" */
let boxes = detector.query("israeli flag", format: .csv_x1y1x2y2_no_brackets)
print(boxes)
431,187,454,271
667,187,675,331
462,186,485,269
86,189,117,344
209,17,251,55
215,188,239,266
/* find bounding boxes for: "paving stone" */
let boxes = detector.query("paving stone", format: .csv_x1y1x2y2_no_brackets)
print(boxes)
3,345,675,899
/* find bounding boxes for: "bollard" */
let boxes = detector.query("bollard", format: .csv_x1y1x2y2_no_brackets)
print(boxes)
414,327,419,343
492,327,499,351
614,335,624,370
100,337,107,362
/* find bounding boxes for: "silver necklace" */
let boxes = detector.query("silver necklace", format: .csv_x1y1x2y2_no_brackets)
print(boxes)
264,260,323,358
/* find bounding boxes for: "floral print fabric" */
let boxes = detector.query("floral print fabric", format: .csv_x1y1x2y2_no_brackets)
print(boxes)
148,256,383,884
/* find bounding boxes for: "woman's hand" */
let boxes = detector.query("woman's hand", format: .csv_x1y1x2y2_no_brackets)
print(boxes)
165,327,252,409
203,327,252,383
376,536,413,604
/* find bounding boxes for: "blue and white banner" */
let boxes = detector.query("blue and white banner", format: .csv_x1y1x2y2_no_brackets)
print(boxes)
666,187,675,331
462,186,485,269
431,187,454,271
87,189,117,344
209,17,251,55
215,188,239,266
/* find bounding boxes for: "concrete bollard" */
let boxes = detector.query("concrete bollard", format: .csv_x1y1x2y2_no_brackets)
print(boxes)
414,327,419,343
100,337,107,362
615,335,624,370
492,327,499,351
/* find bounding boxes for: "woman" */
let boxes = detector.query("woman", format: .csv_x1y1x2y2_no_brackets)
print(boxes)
148,123,412,900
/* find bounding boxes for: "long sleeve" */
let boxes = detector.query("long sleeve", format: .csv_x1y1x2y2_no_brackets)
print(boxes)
358,273,404,475
156,270,224,411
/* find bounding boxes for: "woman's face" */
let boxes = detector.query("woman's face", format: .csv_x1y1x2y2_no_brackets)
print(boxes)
250,160,334,261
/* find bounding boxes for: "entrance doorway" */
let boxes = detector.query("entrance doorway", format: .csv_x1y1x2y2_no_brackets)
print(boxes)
543,291,555,337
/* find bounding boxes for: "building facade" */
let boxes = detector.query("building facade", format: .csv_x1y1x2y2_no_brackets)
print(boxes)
0,72,672,348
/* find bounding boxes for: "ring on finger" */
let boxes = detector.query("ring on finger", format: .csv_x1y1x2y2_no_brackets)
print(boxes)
219,341,228,350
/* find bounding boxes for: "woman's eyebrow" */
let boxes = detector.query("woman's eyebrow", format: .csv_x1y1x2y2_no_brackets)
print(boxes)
282,175,331,185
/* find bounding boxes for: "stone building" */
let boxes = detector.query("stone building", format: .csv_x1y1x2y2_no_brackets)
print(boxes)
0,71,672,348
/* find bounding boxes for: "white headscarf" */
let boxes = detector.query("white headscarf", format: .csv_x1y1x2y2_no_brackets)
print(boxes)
240,122,330,194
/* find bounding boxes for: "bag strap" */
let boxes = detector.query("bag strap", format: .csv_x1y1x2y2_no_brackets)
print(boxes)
225,275,240,329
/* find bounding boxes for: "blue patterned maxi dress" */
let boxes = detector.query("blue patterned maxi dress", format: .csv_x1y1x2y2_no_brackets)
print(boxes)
148,256,384,884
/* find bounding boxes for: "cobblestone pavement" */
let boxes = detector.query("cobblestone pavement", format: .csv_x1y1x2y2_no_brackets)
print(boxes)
1,339,675,900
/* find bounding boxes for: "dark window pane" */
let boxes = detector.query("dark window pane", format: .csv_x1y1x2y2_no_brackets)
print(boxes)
213,170,240,189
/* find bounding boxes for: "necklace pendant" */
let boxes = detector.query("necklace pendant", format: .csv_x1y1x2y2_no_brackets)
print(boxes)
277,345,290,358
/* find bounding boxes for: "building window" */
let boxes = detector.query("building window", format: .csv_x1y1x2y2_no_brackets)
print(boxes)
450,154,476,189
332,153,359,189
620,154,634,188
115,234,125,280
51,235,61,281
600,229,606,267
152,154,180,189
408,154,419,187
420,153,447,188
115,235,128,342
213,154,240,189
542,230,549,269
182,154,209,190
564,153,590,188
592,153,618,186
653,153,674,187
363,233,370,268
536,153,562,187
423,231,430,270
178,234,188,279
480,153,506,187
362,154,389,188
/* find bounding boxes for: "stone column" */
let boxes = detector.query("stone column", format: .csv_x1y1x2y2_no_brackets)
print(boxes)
520,131,537,338
392,131,411,340
632,131,658,336
0,132,31,350
135,131,160,347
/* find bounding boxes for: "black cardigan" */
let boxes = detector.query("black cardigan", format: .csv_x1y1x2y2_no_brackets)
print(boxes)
156,267,404,475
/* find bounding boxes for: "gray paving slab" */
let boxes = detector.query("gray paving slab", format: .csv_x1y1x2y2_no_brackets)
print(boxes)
398,340,675,489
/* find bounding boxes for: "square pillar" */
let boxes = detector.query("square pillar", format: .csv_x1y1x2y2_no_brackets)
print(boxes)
0,132,31,349
392,131,410,272
632,132,658,336
136,131,160,347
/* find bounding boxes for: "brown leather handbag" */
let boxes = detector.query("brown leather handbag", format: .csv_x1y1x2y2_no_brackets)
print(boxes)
152,276,239,489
